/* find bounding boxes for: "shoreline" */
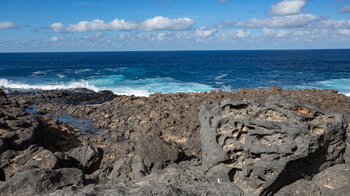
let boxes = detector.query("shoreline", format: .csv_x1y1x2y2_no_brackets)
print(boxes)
1,87,350,195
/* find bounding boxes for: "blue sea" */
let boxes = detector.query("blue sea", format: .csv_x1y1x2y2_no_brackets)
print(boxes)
1,50,350,96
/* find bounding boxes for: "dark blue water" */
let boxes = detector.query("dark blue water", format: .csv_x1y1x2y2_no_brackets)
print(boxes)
1,50,350,96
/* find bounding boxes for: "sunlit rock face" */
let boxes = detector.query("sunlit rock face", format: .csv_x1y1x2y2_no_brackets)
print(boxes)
199,95,347,196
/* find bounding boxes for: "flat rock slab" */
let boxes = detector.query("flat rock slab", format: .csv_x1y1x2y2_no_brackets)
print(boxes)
199,95,347,195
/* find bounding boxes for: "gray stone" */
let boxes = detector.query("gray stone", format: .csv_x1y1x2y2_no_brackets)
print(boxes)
109,156,146,184
66,145,102,174
274,179,321,196
135,133,183,169
312,164,350,196
199,95,347,195
0,168,84,196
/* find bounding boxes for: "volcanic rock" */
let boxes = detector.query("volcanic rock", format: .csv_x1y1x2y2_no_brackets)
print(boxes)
66,145,102,174
0,89,40,153
0,168,84,196
199,95,347,195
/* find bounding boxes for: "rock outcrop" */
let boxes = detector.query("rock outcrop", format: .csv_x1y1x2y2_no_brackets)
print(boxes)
199,95,347,195
0,168,84,196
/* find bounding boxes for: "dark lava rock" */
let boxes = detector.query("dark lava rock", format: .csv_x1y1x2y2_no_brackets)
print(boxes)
135,133,184,170
66,145,102,174
125,164,244,196
312,164,350,196
199,95,347,195
109,156,146,184
274,179,322,196
275,164,350,196
9,89,117,106
52,164,243,196
0,145,63,180
0,89,40,153
0,168,84,196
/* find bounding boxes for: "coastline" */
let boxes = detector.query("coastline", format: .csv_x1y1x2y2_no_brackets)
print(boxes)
1,87,350,195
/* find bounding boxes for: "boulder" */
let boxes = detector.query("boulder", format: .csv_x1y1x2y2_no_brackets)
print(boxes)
0,145,60,180
109,156,146,184
274,179,321,196
312,164,350,196
66,145,102,174
0,168,84,196
135,133,183,170
199,95,347,195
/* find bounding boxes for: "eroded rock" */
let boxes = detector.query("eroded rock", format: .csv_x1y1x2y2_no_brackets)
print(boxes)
66,145,102,174
199,95,347,195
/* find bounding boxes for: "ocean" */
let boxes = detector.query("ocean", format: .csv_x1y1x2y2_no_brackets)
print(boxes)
1,50,350,96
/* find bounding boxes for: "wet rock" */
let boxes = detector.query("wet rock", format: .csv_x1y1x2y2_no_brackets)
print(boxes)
0,168,84,196
312,164,350,196
9,89,117,106
199,95,347,195
66,145,102,174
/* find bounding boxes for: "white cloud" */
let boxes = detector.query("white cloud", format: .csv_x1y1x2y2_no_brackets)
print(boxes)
51,16,194,33
339,4,350,13
315,19,350,29
50,36,59,41
194,27,217,38
245,14,318,28
0,21,16,30
262,28,289,38
271,0,306,16
339,29,350,35
217,29,251,40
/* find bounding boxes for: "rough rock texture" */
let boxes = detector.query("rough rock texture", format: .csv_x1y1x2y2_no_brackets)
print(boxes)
0,90,40,153
8,89,117,106
66,145,102,174
274,179,322,196
275,164,350,196
199,95,347,195
0,168,84,196
51,164,244,196
312,164,350,196
0,145,60,180
108,156,146,184
135,133,183,169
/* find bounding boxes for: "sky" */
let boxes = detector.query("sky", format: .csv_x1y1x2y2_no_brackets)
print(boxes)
1,0,350,52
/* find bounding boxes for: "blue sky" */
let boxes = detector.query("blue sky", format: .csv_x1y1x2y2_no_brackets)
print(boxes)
1,0,350,52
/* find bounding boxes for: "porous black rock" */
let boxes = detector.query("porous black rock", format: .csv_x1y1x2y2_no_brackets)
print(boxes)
0,168,84,196
199,95,347,195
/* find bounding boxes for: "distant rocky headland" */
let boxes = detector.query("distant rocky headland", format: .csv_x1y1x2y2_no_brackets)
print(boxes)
0,87,350,195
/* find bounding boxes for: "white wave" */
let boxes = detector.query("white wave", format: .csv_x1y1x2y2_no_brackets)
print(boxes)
0,78,100,92
57,74,65,78
215,74,228,80
74,69,92,74
32,71,47,75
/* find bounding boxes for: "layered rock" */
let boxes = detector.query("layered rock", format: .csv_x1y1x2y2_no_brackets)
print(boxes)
199,95,347,195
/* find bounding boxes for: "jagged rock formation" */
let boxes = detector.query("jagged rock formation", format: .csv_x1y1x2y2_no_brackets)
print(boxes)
199,95,347,195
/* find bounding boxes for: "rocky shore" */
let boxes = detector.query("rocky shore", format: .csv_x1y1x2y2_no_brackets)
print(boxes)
1,87,350,195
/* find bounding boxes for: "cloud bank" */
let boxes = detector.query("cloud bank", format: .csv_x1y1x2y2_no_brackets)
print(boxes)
51,16,195,33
